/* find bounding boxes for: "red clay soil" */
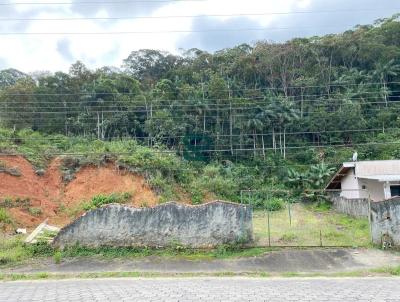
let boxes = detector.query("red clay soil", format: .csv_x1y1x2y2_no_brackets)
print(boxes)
0,156,158,229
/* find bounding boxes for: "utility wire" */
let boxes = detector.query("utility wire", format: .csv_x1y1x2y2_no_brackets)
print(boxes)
1,141,400,155
0,0,205,5
1,81,399,96
0,24,366,35
0,128,392,141
0,8,398,21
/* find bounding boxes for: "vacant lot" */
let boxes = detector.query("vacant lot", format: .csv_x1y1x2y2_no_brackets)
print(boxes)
253,204,370,247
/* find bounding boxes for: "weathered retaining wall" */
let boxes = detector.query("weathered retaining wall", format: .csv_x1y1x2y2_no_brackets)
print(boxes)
370,198,400,246
53,201,253,248
330,195,369,218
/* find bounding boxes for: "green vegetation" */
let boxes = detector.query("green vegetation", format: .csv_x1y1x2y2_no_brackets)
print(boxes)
82,192,132,211
27,207,42,217
1,266,400,281
0,208,12,224
0,197,31,209
0,16,399,203
0,235,273,267
253,204,370,247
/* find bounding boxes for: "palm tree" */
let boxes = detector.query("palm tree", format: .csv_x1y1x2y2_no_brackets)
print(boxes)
372,59,400,107
245,117,263,157
266,98,299,158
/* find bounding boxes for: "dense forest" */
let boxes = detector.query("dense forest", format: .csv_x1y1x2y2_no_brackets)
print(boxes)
1,15,400,200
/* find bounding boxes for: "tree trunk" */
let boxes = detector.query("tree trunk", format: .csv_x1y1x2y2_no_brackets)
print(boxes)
283,127,286,159
261,134,266,160
230,102,233,155
272,128,276,153
253,129,257,157
97,111,100,140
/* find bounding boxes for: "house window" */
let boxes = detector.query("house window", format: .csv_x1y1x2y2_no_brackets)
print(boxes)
362,185,366,190
390,185,400,198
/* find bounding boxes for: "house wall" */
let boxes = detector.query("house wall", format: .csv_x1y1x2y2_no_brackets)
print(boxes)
340,169,361,199
371,197,400,246
358,179,385,201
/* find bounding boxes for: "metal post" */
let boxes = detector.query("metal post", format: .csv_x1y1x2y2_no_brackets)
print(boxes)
319,230,322,247
267,209,271,247
368,194,373,244
288,200,292,227
240,190,243,204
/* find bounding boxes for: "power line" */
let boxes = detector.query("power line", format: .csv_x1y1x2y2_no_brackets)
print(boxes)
0,0,205,6
2,95,399,108
0,8,398,21
0,24,366,35
2,105,399,116
1,81,399,96
0,128,392,142
1,141,400,155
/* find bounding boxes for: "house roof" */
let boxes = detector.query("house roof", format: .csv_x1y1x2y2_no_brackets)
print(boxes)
358,175,400,182
325,165,353,190
325,160,400,190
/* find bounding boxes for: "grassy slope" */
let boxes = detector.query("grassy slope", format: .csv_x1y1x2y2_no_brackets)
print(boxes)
253,204,370,247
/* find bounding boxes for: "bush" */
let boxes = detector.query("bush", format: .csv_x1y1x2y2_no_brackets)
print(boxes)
190,186,204,205
0,209,12,224
28,207,42,217
83,192,132,211
265,198,284,211
53,251,62,264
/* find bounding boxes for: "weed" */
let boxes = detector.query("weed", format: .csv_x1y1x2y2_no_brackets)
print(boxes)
54,251,62,264
0,208,12,224
28,207,42,217
280,233,297,242
140,201,149,208
83,192,132,211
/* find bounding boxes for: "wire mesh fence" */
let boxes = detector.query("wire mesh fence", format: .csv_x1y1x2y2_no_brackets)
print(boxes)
241,189,372,247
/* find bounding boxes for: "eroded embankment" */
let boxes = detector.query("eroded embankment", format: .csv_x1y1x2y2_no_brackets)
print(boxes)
0,156,158,228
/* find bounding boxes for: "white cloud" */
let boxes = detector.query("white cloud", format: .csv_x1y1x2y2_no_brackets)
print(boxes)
0,0,397,72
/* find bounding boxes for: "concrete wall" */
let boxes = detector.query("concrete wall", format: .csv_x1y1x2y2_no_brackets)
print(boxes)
331,196,369,218
370,198,400,246
340,170,361,199
53,201,253,248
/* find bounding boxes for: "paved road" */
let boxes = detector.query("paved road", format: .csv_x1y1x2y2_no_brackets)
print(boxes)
0,277,399,301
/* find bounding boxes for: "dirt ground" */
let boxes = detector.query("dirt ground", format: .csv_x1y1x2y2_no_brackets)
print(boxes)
0,156,159,229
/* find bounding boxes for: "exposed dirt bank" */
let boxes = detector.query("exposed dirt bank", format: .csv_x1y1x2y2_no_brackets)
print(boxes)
0,156,158,229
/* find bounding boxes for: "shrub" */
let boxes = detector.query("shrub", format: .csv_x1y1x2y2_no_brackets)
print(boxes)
190,186,204,205
53,251,62,264
0,209,12,224
83,192,132,211
28,207,42,217
264,198,284,211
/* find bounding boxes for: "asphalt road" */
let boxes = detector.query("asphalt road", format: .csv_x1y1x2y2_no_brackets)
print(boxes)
1,277,399,302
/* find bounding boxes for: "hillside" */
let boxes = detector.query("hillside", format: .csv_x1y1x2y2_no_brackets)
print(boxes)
1,16,400,231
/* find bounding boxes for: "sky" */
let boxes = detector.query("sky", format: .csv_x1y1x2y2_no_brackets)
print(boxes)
0,0,398,73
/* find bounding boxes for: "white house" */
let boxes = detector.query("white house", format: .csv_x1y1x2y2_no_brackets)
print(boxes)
325,160,400,202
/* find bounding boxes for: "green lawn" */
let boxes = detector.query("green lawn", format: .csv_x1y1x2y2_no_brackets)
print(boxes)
253,203,371,247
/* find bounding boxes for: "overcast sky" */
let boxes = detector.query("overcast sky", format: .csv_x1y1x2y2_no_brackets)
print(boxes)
0,0,398,73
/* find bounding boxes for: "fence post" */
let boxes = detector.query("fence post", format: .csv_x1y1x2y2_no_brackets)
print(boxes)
288,200,292,227
267,209,271,247
240,190,243,204
319,230,322,247
368,194,373,244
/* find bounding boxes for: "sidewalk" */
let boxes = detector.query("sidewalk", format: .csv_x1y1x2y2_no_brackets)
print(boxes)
4,248,400,274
